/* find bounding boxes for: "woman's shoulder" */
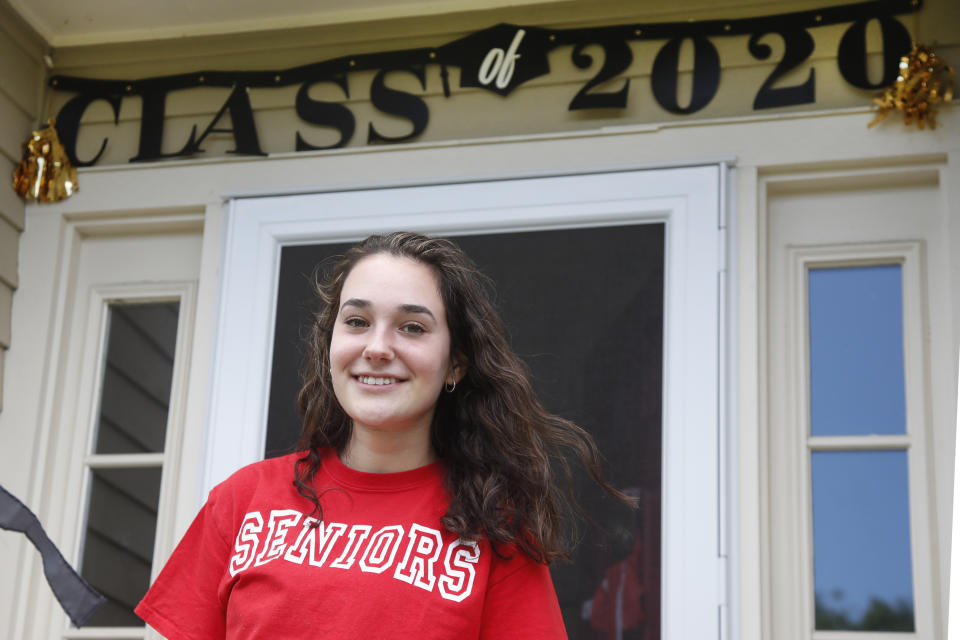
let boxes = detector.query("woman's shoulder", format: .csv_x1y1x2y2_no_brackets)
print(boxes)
211,450,309,496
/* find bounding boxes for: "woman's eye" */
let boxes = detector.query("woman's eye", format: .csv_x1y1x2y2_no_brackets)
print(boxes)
400,323,426,335
344,317,368,328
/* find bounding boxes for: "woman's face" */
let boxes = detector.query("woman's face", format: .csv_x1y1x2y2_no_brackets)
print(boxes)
329,253,460,440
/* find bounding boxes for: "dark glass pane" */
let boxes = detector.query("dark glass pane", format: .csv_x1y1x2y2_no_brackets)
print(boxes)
80,467,162,626
95,302,180,454
808,265,905,436
268,225,665,639
812,450,914,631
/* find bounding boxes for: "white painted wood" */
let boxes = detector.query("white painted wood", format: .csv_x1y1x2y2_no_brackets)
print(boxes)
62,628,144,640
84,454,165,468
3,219,202,640
208,164,725,639
949,348,960,640
766,169,952,640
812,633,916,640
808,435,912,451
734,164,762,640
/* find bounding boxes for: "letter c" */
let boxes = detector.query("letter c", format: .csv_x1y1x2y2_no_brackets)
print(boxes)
54,93,122,167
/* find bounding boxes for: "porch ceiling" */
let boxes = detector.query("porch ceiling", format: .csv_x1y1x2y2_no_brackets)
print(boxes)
6,0,581,48
6,0,852,49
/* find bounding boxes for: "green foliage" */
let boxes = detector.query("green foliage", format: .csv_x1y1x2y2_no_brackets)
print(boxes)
814,591,914,632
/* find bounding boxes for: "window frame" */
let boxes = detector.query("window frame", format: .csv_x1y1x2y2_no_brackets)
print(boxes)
63,283,196,639
788,243,937,640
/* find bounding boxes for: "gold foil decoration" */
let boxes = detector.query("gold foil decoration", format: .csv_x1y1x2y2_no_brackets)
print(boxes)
870,43,954,129
12,119,78,202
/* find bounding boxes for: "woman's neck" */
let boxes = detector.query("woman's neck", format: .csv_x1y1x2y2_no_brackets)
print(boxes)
341,426,435,473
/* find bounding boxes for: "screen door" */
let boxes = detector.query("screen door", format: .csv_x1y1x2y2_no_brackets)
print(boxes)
207,164,724,639
266,224,664,638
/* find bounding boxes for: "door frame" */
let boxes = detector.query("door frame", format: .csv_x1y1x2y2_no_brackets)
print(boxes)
205,164,729,639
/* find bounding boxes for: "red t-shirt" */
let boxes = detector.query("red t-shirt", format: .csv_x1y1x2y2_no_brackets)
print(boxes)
136,449,566,639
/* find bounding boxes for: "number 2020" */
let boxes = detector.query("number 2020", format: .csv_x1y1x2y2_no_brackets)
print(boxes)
567,16,912,114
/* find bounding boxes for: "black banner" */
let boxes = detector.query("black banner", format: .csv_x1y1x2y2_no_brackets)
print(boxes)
49,0,918,165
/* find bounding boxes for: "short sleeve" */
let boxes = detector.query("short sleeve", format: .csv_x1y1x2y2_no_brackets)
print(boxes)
479,556,567,639
135,492,231,640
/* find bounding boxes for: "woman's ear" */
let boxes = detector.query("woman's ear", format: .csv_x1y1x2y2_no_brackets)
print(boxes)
449,352,468,383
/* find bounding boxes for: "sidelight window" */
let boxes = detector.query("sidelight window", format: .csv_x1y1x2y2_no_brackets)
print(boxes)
79,302,180,628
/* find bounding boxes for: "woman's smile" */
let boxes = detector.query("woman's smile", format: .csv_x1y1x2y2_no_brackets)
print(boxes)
354,375,401,386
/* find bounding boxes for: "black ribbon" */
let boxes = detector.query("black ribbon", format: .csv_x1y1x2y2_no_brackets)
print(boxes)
0,484,106,627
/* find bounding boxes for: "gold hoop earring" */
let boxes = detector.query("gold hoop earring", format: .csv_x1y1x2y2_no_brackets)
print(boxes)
444,379,456,393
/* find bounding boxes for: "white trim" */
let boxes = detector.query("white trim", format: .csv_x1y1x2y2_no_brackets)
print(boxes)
4,214,203,639
777,238,940,640
62,627,144,640
84,454,166,468
807,436,912,451
67,279,199,638
219,157,739,201
206,164,726,639
718,160,736,640
812,633,916,640
950,347,960,640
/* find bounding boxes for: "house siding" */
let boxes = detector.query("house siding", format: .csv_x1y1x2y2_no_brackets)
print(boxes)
0,0,44,409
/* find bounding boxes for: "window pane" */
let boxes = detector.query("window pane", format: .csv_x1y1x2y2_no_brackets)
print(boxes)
812,450,914,631
808,265,905,436
80,467,162,626
95,302,180,454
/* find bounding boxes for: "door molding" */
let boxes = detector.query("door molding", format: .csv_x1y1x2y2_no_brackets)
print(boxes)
207,164,726,639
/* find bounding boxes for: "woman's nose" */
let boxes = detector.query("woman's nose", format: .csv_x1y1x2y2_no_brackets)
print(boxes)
362,328,394,361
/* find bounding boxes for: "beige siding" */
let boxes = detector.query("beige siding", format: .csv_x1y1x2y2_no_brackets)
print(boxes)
0,0,45,406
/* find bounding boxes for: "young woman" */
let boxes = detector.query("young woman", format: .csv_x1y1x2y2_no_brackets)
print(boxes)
136,232,627,639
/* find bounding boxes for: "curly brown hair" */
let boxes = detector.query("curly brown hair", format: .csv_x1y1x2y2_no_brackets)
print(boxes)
295,231,630,563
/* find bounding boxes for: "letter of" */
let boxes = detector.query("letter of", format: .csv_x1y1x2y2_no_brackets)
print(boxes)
366,66,429,144
329,524,372,570
438,539,481,602
283,519,348,567
229,512,264,577
54,93,122,167
359,525,405,574
393,524,443,591
253,509,302,567
477,29,526,90
496,29,526,90
478,48,505,86
295,75,356,151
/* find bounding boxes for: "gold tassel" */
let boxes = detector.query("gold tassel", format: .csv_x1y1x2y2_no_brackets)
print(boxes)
12,118,78,202
869,43,955,130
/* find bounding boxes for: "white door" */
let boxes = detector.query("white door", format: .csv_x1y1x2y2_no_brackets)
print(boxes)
206,165,729,639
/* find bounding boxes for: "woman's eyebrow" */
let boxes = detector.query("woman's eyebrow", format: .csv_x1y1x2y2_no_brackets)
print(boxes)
340,298,369,311
340,298,435,320
399,304,435,319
